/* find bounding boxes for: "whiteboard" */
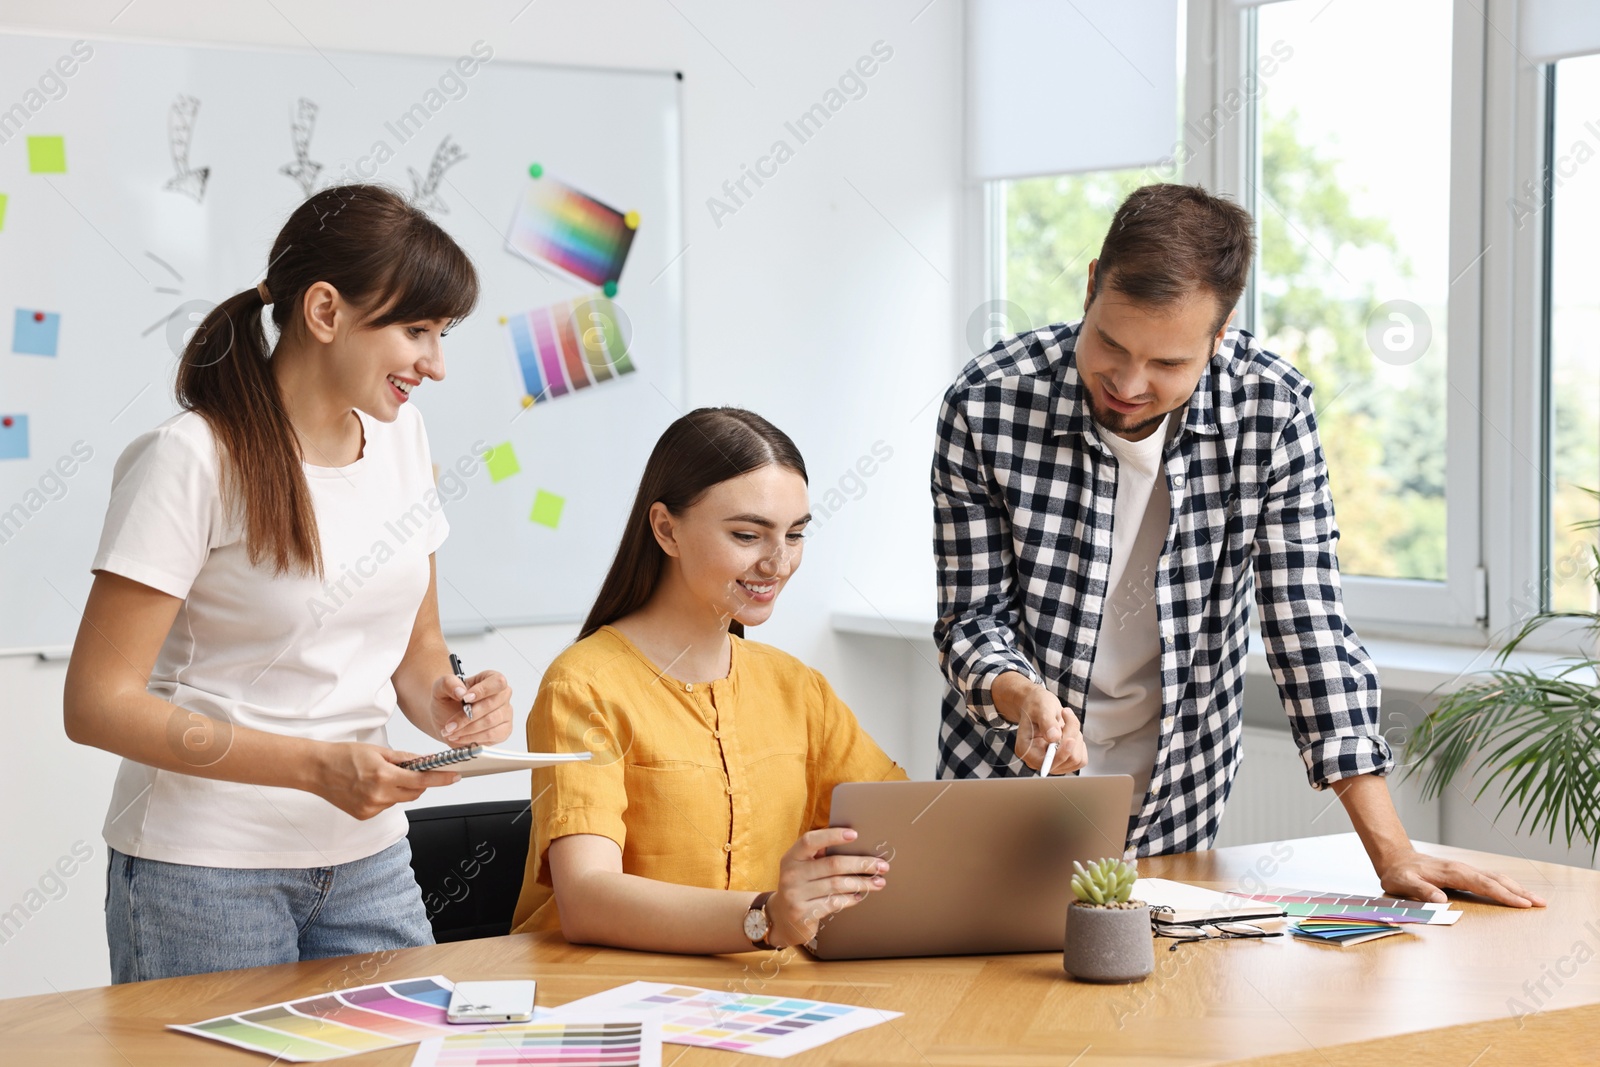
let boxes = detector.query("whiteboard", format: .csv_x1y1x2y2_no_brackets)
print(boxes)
0,32,684,652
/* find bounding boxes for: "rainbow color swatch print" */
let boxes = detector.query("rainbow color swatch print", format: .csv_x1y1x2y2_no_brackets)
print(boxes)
410,1016,661,1067
503,295,634,405
507,173,637,289
551,981,900,1059
1240,888,1462,925
171,975,489,1061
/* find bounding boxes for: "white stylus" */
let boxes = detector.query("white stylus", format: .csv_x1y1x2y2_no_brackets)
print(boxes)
1040,742,1059,778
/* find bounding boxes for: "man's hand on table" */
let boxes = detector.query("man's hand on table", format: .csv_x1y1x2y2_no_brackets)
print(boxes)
1374,847,1547,909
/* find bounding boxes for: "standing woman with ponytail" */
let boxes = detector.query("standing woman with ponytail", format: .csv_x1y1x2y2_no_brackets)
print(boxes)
63,185,514,983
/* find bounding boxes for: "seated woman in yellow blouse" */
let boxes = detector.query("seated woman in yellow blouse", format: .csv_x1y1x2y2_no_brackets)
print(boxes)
511,407,907,952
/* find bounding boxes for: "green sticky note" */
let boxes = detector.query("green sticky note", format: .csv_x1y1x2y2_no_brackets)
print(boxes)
530,489,565,528
483,441,520,483
0,193,8,231
27,136,66,174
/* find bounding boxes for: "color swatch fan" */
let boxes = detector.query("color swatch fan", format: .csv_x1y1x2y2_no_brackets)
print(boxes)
507,166,638,291
503,294,635,405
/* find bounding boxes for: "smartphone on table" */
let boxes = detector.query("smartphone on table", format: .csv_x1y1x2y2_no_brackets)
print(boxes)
446,980,538,1023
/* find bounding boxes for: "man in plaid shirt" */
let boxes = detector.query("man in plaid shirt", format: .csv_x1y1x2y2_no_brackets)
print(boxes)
934,184,1540,908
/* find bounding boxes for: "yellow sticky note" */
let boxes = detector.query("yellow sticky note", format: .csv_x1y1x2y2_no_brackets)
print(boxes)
530,490,564,528
0,193,7,231
27,136,67,174
484,442,520,483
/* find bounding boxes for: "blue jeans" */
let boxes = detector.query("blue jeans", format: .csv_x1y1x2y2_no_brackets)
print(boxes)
106,839,434,983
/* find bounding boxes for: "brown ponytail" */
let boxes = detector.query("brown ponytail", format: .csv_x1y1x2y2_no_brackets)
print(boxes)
579,408,808,640
175,184,479,577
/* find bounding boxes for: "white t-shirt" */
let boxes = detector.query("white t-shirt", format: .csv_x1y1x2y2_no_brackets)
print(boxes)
1082,415,1171,817
92,404,448,868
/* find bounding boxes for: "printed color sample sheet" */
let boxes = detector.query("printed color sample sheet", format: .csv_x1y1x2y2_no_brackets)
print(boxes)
554,981,900,1059
503,294,635,404
506,173,637,288
171,975,484,1061
411,1015,660,1067
1242,887,1462,925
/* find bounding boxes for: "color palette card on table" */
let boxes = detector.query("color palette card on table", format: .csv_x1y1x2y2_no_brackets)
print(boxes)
551,981,900,1059
1291,917,1410,947
171,975,503,1062
410,1014,660,1067
1238,887,1462,925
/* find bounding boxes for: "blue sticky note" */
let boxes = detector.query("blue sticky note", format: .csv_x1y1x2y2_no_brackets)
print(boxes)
0,416,28,460
13,308,60,356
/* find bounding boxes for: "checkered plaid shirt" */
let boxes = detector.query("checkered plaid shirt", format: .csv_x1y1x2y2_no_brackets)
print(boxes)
932,320,1394,856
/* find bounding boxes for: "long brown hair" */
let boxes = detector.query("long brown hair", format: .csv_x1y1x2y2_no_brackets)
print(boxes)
176,184,478,577
580,408,808,640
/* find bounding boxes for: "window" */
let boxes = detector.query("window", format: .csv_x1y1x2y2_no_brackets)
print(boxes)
996,168,1164,337
1543,55,1600,614
1251,0,1454,583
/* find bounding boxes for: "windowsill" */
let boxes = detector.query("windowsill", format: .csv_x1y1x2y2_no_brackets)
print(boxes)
829,610,1584,694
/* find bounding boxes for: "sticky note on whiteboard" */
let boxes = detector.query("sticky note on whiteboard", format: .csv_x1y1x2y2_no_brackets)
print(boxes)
27,136,67,174
530,490,564,529
0,415,29,460
13,309,60,356
0,193,8,231
484,442,521,483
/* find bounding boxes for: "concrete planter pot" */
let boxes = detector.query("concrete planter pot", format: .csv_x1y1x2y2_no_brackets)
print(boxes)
1063,901,1154,983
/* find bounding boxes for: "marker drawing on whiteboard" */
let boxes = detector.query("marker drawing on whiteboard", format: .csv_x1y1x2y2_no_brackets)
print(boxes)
279,98,324,197
409,135,466,214
163,95,211,203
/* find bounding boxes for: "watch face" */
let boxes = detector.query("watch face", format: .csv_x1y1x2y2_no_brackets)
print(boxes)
744,907,769,941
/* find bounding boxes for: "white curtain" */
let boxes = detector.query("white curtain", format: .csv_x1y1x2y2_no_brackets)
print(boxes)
966,0,1179,182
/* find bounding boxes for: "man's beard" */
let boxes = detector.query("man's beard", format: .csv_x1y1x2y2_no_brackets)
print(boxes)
1086,393,1169,439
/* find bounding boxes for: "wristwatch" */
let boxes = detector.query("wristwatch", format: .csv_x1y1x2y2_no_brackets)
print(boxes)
743,891,778,950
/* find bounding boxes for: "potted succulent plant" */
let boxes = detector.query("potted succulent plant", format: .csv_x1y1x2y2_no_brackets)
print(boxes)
1063,857,1153,983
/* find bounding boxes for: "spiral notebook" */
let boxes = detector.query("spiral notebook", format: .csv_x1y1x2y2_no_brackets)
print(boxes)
399,744,592,777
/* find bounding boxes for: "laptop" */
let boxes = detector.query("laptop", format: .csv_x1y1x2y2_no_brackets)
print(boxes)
806,775,1134,960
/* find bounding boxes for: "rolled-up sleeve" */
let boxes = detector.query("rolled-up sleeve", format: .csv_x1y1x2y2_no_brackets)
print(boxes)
931,387,1042,728
1252,399,1394,789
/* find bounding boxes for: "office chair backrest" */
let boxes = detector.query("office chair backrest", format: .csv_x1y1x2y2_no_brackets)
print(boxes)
404,799,532,943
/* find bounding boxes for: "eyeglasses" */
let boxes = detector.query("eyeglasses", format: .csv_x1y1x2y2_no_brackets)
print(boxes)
1151,921,1283,951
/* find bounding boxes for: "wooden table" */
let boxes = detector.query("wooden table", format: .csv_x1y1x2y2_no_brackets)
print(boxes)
3,833,1597,1065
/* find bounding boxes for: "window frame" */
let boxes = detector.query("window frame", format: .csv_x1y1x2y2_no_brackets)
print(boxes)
971,0,1599,656
976,0,1502,643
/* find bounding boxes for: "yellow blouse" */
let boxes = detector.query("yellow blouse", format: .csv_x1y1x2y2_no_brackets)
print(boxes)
510,626,906,933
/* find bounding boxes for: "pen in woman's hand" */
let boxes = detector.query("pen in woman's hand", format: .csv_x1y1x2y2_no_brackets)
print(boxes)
450,652,472,721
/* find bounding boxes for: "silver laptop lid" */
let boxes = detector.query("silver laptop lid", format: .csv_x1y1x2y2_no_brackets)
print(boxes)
807,776,1134,960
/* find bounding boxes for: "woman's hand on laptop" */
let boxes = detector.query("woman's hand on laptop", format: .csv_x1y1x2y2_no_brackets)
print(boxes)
993,672,1087,774
767,828,890,948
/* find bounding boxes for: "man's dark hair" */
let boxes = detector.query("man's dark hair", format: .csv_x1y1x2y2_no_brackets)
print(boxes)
1087,183,1255,334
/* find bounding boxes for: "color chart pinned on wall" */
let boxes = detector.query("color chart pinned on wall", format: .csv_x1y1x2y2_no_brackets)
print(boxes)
502,294,635,405
552,981,900,1059
410,1015,661,1067
506,165,638,290
171,975,489,1061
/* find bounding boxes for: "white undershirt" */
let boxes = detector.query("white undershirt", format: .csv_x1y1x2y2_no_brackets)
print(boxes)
1082,414,1171,817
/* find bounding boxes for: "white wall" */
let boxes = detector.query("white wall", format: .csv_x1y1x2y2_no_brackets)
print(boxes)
0,0,962,998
